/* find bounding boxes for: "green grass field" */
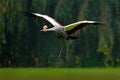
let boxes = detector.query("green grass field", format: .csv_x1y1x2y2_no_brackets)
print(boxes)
0,68,120,80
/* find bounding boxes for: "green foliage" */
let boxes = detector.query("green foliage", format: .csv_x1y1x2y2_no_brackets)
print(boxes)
0,0,120,67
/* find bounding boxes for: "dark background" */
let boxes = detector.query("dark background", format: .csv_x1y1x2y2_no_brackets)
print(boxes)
0,0,120,67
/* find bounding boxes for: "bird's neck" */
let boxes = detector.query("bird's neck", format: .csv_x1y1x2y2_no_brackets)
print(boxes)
45,27,56,32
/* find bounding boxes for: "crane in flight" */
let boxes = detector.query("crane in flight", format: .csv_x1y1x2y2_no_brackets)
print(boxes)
26,12,104,61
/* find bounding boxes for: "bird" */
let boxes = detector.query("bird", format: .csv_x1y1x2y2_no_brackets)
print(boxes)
25,12,104,61
25,13,104,40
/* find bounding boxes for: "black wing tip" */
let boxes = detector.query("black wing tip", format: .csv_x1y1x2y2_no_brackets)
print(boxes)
94,21,106,25
24,12,37,18
24,12,31,16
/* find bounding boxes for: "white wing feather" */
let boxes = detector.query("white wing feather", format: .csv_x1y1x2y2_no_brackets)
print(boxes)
64,20,99,31
32,13,61,27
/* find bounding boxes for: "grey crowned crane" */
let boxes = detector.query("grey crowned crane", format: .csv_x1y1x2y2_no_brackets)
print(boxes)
26,12,104,61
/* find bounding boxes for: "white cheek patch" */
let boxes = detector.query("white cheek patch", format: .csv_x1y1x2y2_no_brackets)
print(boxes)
43,25,48,32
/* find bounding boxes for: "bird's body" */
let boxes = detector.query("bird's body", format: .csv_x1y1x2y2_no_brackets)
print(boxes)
45,26,69,39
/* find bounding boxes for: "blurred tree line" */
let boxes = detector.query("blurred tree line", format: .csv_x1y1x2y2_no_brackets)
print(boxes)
0,0,120,67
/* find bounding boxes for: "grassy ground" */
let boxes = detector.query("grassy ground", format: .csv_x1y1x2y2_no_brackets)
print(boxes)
0,68,120,80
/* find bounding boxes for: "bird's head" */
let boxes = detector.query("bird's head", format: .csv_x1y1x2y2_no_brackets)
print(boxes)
41,25,48,32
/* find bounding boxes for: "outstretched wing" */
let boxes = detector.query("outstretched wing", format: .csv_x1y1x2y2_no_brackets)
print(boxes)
64,20,104,35
25,12,62,27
